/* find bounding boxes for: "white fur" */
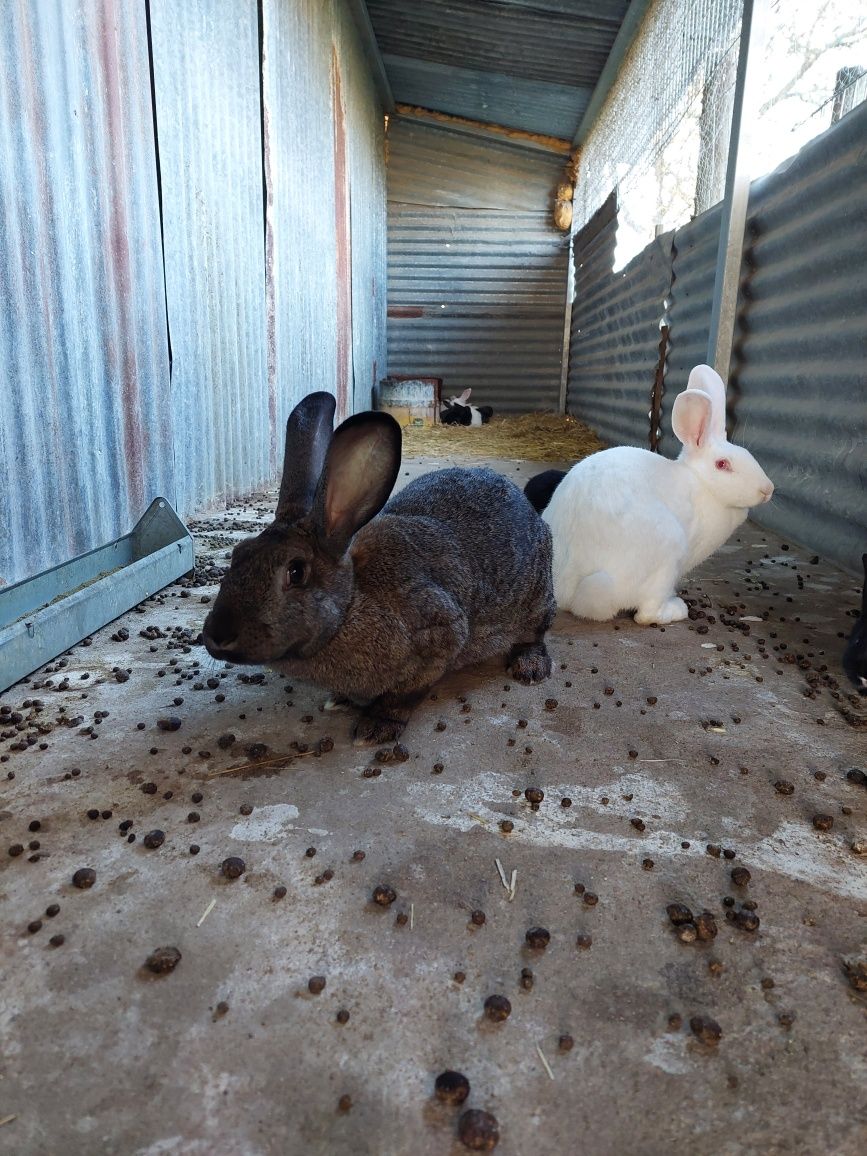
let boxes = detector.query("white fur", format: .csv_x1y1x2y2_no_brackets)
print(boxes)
543,365,774,625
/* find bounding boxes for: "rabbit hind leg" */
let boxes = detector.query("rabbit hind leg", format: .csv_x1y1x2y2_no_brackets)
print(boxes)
565,570,621,621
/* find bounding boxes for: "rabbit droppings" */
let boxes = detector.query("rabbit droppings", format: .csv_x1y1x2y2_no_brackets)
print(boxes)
534,365,774,626
203,392,555,745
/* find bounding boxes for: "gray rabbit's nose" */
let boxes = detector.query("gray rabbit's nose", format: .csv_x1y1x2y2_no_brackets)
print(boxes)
203,606,239,653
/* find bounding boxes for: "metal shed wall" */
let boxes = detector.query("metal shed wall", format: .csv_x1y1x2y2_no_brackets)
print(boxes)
386,118,569,413
150,0,269,516
0,0,388,590
566,194,673,447
729,103,867,572
0,0,172,588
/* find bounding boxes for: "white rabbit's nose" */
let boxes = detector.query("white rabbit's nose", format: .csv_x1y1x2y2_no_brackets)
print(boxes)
760,482,774,502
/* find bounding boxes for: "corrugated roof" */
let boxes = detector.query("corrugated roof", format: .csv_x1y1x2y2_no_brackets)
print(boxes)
365,0,632,139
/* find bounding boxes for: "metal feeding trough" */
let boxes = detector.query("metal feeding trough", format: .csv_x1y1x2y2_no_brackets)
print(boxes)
0,498,194,694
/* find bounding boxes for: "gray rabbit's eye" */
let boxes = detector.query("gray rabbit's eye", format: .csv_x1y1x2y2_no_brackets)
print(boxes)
284,559,307,590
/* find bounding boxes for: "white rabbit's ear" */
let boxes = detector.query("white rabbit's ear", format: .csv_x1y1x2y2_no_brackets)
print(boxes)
455,389,472,405
687,364,726,438
672,388,713,449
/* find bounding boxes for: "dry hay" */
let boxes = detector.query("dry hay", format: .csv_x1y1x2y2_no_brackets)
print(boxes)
401,412,605,463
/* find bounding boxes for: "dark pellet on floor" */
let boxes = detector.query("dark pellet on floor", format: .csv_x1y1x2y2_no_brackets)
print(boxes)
558,1034,574,1052
453,971,466,984
46,903,60,917
49,934,65,947
484,994,511,1022
336,1008,350,1024
239,804,253,816
372,884,397,906
143,830,165,850
667,904,693,925
525,927,550,949
337,1095,352,1114
470,910,486,926
520,967,534,990
690,1015,722,1045
434,1070,470,1105
72,867,96,889
731,867,751,886
189,845,200,855
308,975,326,995
812,813,833,831
642,858,654,871
458,1108,499,1151
575,933,592,950
695,913,718,941
8,844,24,857
524,787,544,805
583,892,598,906
273,885,287,900
221,856,245,879
28,919,42,934
305,847,316,858
351,850,365,862
774,780,794,795
500,820,514,833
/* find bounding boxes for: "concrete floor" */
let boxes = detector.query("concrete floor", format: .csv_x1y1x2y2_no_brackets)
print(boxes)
1,455,866,1156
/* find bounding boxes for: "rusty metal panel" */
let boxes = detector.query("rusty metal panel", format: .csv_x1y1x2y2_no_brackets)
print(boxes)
149,0,269,513
0,0,173,589
566,195,673,447
366,0,628,137
387,119,569,412
731,103,867,573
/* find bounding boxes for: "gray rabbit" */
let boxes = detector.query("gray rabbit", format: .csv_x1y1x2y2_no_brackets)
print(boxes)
203,392,555,745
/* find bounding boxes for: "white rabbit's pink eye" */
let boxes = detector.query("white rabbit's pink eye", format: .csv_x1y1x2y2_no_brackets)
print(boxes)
284,560,306,590
715,459,731,471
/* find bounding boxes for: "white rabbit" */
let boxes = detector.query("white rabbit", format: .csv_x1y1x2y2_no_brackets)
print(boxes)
540,364,774,625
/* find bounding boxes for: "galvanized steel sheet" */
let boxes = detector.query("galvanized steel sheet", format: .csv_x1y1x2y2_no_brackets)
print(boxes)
0,0,172,588
732,103,867,573
367,0,628,137
566,194,673,448
387,119,569,413
149,0,269,514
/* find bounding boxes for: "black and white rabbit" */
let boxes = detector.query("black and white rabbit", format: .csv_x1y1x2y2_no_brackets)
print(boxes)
203,392,554,744
440,389,493,427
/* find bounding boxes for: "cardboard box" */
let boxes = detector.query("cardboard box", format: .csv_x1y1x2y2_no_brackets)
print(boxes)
375,377,442,428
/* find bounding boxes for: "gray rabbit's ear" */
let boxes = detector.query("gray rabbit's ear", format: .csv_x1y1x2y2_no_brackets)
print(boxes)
311,412,402,557
276,392,337,521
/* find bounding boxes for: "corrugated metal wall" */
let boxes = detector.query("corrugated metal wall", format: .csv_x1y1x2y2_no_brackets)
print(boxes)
565,103,867,572
566,194,673,447
150,0,269,515
386,117,569,412
728,103,867,571
264,0,387,432
0,0,387,589
0,0,172,587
